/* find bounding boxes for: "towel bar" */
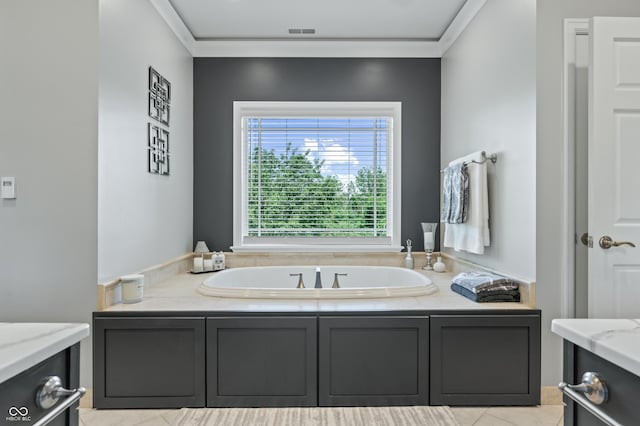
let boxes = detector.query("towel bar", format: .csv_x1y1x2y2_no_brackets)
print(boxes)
440,151,497,172
559,373,622,426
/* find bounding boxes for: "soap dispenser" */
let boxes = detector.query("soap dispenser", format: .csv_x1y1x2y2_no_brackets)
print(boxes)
404,239,414,269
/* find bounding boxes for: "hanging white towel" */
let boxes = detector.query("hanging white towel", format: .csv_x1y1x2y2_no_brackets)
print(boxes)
443,151,490,254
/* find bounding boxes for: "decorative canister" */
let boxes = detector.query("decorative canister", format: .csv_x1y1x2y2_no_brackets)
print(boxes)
121,274,144,303
433,257,446,273
212,252,226,271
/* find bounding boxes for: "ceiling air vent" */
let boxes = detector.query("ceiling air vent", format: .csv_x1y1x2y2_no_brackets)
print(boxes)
288,28,316,35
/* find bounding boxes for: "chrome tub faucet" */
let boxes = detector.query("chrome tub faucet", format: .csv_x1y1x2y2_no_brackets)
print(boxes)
290,273,305,289
332,273,347,289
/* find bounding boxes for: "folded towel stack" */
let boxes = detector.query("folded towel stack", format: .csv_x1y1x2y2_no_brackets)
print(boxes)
450,271,520,303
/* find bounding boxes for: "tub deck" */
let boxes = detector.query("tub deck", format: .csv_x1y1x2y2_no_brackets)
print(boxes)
101,268,534,312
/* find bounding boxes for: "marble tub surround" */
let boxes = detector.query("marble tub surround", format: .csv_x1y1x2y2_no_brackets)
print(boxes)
98,251,534,310
552,319,640,377
0,322,89,384
97,251,415,310
97,253,192,310
102,267,534,313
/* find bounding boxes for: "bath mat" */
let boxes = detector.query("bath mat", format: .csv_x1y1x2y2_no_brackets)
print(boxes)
173,406,460,426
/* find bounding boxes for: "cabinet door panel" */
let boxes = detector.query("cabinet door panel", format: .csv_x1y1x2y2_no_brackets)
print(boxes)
0,345,79,425
207,317,317,407
94,317,205,408
430,315,540,406
563,341,640,425
319,316,429,406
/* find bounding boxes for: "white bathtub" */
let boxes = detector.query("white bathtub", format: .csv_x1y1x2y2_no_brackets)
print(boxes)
198,266,438,299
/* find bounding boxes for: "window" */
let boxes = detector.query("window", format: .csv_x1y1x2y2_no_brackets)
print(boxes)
233,102,401,252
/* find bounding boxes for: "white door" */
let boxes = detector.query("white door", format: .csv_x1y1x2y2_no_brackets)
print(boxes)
589,17,640,318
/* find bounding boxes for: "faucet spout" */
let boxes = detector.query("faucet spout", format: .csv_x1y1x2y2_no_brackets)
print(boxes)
290,273,305,289
314,267,322,289
332,273,348,289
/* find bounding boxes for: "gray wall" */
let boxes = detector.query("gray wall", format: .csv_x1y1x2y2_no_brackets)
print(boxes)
0,0,98,387
99,0,193,283
194,58,441,251
537,0,640,386
442,0,536,282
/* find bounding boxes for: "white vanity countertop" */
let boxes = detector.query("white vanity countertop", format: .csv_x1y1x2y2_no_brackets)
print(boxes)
103,269,535,313
552,319,640,377
0,323,90,385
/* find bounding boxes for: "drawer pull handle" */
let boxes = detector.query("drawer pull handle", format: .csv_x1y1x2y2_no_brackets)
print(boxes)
559,372,621,426
33,376,86,426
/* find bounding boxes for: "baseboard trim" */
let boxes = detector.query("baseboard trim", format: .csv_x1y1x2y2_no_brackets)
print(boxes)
79,388,93,408
76,386,561,408
541,385,563,405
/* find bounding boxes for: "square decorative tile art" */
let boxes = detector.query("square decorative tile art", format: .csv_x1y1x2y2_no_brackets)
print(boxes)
148,123,170,175
148,67,171,126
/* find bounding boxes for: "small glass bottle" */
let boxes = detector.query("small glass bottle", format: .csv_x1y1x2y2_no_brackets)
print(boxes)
404,239,414,269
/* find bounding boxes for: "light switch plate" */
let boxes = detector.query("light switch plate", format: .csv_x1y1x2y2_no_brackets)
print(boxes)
1,177,16,199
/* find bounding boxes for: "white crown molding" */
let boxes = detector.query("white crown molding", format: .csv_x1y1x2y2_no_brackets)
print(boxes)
193,39,442,58
438,0,487,56
150,0,486,58
149,0,196,56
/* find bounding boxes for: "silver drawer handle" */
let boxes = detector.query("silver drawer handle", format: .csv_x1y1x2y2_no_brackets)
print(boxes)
33,376,86,426
559,372,621,426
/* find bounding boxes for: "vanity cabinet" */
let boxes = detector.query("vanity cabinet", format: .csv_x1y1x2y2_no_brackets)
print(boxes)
430,314,541,405
206,317,317,407
93,317,206,408
318,316,429,406
562,341,640,425
0,344,80,426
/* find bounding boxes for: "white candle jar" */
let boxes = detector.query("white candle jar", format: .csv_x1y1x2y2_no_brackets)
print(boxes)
121,274,144,303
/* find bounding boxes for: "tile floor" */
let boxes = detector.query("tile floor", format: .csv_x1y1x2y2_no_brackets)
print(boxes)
79,405,564,426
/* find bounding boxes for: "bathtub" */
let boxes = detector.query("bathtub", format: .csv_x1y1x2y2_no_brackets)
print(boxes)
197,265,438,299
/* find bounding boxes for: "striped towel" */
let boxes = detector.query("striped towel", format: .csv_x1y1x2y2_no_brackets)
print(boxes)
440,163,469,224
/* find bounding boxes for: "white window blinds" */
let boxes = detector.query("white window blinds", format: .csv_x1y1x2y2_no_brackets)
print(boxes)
243,116,393,240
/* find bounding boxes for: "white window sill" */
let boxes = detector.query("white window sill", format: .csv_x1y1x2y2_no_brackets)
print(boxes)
230,245,404,253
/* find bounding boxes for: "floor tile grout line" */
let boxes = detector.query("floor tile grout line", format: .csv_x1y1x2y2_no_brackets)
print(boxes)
467,407,489,426
485,406,564,426
479,412,519,426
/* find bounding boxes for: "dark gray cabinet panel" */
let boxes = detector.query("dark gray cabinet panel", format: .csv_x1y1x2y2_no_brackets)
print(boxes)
563,341,640,425
430,315,540,406
93,317,205,408
207,317,317,407
318,316,429,406
0,344,79,426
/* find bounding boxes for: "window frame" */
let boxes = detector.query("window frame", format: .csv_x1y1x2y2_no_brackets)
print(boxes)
232,101,402,252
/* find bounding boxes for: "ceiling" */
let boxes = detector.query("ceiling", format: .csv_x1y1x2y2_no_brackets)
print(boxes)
168,0,469,40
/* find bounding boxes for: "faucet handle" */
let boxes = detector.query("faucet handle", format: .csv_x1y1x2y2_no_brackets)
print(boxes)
332,273,348,289
290,273,305,289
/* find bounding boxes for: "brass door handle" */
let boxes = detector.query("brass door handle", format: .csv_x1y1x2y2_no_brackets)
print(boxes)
599,236,636,249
